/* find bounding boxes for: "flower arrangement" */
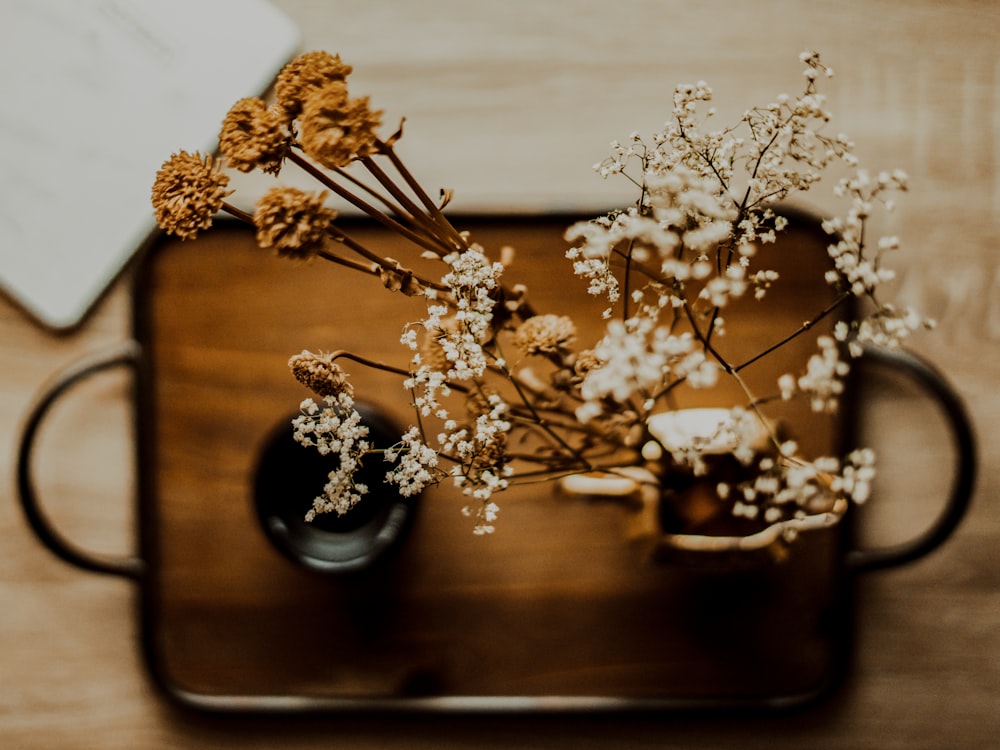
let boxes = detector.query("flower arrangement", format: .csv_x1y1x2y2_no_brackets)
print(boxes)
151,51,930,544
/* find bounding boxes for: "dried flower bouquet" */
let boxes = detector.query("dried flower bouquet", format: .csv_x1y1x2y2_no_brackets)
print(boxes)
151,51,930,543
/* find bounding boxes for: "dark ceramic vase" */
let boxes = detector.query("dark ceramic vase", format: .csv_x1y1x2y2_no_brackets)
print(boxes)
253,401,418,575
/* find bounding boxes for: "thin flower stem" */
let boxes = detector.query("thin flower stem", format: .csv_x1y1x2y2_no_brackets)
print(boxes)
375,143,441,216
734,292,851,372
328,350,472,397
221,202,254,224
489,339,596,468
328,351,413,379
680,298,734,374
504,415,611,457
621,238,636,322
361,155,464,254
317,250,380,275
375,144,471,251
621,166,652,322
287,149,450,257
323,223,450,293
328,163,409,217
405,389,435,456
723,365,796,457
323,221,392,266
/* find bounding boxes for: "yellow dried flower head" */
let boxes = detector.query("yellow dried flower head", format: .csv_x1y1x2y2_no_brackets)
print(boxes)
514,314,578,356
254,186,336,260
300,84,383,169
288,350,354,398
471,430,508,470
275,51,353,118
151,151,231,240
574,350,602,377
219,97,288,175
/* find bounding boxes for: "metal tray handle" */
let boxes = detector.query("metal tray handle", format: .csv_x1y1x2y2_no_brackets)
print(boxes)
844,345,977,573
16,341,145,579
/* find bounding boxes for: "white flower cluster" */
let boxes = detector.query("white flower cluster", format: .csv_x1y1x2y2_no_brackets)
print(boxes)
831,447,877,504
564,165,737,312
462,501,501,536
431,245,504,380
645,167,737,253
577,319,717,422
402,356,452,419
401,245,502,430
820,169,932,355
823,170,908,297
291,393,371,519
727,444,874,528
384,426,441,497
778,335,850,413
727,451,833,525
441,393,512,534
840,305,929,356
396,248,514,532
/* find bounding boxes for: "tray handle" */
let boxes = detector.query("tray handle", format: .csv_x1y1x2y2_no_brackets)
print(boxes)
845,346,977,573
16,341,145,580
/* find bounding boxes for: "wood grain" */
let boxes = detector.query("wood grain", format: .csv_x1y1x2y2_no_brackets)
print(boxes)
129,217,846,708
2,1,997,747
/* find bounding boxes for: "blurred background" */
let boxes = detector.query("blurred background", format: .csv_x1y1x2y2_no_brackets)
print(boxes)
1,1,997,747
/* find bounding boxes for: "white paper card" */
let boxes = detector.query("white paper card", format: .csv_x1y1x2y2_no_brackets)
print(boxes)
0,0,300,329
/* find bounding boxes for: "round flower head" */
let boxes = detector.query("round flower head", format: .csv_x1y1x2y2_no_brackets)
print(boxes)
151,151,231,240
218,97,288,175
514,314,577,356
275,51,353,118
299,84,383,169
254,186,336,260
288,350,354,398
573,350,603,377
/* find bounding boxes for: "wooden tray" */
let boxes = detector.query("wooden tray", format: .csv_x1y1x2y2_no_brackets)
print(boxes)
128,212,860,712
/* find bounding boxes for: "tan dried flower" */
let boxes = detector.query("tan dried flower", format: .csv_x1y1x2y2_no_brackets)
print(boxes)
470,430,508,472
300,84,383,169
254,186,336,260
289,351,354,398
219,97,288,175
275,51,353,118
151,151,231,240
513,314,577,356
380,258,424,296
574,350,603,377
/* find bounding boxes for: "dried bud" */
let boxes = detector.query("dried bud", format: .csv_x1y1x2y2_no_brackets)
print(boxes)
275,51,353,118
380,259,424,295
254,186,336,260
513,314,577,356
288,351,354,399
151,151,231,240
218,97,288,175
299,84,382,169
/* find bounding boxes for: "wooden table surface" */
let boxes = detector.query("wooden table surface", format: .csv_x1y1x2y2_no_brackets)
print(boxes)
2,1,997,747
